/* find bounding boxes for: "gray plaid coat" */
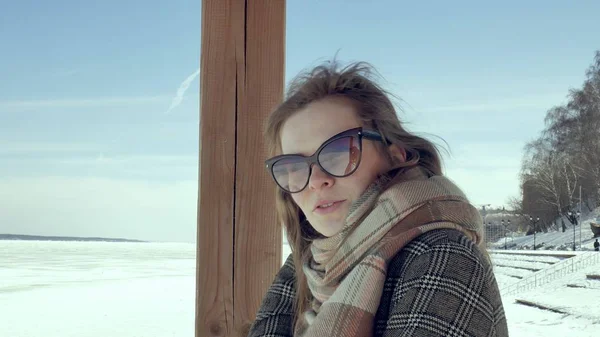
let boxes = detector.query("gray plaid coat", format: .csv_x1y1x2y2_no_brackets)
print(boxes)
248,229,509,336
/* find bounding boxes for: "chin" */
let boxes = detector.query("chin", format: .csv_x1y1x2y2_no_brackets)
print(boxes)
319,223,345,237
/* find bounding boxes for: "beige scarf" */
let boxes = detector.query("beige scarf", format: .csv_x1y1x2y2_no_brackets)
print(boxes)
296,168,484,336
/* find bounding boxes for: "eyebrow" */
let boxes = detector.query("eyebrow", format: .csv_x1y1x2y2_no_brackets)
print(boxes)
281,126,363,156
281,146,315,157
280,132,334,156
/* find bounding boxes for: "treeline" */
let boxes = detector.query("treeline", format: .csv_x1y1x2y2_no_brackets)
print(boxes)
515,50,600,232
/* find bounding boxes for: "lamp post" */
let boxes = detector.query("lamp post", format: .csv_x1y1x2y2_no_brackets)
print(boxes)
502,219,507,249
578,210,581,249
501,219,511,250
568,210,581,251
569,211,575,251
579,211,582,250
530,216,540,250
508,220,511,247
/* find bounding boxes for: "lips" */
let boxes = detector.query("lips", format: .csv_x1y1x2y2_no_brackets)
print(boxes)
313,200,345,212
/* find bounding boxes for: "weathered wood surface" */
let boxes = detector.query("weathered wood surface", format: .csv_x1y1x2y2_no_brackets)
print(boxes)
197,1,285,336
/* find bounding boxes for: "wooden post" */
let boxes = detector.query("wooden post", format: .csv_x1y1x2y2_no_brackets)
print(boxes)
197,1,285,337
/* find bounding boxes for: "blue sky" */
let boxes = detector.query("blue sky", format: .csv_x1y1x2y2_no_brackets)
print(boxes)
1,0,599,242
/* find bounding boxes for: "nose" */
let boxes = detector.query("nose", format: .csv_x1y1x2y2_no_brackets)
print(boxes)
308,164,334,191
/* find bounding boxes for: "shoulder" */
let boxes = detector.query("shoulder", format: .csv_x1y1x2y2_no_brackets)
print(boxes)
388,228,491,276
386,228,497,299
375,229,508,336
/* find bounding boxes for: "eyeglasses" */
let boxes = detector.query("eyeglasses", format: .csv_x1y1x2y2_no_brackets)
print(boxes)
265,127,385,193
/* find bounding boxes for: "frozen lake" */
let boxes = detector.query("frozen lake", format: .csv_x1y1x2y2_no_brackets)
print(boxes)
0,240,196,337
1,241,598,336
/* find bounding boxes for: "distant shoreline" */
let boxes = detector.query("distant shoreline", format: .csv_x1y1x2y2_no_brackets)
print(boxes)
0,234,146,243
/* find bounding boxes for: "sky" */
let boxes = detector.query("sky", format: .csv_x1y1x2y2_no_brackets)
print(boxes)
1,0,599,242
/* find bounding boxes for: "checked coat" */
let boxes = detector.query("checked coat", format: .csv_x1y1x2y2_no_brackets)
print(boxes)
248,229,509,337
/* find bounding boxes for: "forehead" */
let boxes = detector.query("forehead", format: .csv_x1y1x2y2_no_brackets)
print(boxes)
280,98,362,155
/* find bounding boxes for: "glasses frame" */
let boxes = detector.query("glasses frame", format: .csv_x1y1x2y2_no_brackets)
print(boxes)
265,127,385,193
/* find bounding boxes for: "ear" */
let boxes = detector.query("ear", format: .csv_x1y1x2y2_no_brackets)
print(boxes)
388,144,407,163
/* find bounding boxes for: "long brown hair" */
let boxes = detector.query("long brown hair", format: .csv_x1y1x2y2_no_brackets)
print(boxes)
264,61,446,330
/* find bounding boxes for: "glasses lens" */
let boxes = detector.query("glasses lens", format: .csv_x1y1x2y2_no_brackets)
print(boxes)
318,136,361,177
271,156,310,193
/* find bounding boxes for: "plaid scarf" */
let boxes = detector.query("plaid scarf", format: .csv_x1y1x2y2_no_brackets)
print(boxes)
296,168,484,336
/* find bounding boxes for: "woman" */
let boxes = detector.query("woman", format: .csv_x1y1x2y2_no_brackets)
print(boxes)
248,61,508,337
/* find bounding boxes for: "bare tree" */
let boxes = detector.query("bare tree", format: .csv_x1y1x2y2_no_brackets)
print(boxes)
522,139,564,218
535,51,600,211
518,50,600,231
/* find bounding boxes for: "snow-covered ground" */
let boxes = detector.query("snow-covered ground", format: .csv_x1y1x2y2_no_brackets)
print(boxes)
0,240,196,337
491,248,600,336
1,240,599,337
503,301,598,336
490,250,567,285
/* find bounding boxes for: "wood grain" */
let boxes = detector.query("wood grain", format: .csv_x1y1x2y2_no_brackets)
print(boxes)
234,1,285,335
197,1,285,336
197,0,240,336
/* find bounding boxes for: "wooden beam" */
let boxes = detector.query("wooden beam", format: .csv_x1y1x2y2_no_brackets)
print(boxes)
197,1,285,337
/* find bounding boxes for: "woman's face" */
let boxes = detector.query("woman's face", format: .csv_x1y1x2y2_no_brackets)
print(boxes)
279,97,399,237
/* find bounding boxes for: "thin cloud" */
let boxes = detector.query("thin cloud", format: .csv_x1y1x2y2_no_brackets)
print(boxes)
0,96,170,110
165,69,200,114
0,142,99,155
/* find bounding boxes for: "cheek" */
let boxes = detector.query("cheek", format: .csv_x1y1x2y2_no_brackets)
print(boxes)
291,194,307,213
360,147,388,178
